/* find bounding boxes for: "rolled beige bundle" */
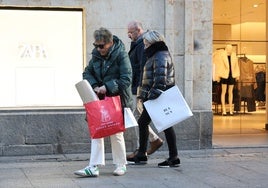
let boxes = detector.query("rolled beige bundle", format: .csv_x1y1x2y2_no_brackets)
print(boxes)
75,80,99,103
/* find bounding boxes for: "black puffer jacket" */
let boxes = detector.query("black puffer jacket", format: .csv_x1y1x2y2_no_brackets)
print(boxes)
137,41,175,101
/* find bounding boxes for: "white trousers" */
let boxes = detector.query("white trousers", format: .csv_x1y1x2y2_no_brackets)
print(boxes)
89,132,127,166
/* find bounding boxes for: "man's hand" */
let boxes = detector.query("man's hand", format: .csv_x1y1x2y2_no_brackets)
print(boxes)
137,99,143,114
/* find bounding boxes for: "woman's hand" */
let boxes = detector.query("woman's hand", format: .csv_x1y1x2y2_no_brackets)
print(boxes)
94,86,106,94
148,88,162,100
94,87,100,93
98,85,107,94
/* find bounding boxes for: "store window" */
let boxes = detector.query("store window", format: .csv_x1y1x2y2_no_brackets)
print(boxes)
212,0,267,136
0,7,85,109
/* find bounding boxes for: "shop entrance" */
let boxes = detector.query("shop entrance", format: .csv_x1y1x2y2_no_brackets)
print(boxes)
212,0,268,147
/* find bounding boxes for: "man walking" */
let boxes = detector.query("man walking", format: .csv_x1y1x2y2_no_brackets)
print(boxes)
126,20,163,162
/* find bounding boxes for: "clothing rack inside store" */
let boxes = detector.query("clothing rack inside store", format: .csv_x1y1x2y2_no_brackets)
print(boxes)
237,53,246,57
237,54,248,62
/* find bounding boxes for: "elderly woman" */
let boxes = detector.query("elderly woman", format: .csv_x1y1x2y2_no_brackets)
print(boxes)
75,27,133,177
127,30,180,168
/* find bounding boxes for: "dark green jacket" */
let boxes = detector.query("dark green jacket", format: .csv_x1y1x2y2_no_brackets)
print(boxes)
83,36,133,109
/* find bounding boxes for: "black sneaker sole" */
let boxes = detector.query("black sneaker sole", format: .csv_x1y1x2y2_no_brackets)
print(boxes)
158,164,180,168
128,161,147,165
127,161,147,165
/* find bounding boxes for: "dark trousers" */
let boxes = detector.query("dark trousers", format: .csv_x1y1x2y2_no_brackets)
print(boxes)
138,107,178,159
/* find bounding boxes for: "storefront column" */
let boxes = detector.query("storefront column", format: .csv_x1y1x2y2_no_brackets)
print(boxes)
265,3,268,130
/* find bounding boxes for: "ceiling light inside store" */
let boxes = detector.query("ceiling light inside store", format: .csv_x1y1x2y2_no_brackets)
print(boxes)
214,0,266,24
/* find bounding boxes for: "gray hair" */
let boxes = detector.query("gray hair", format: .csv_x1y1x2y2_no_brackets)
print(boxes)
128,20,143,30
93,27,113,43
143,30,165,44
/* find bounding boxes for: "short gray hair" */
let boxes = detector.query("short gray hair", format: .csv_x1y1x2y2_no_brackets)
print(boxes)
143,30,165,44
93,27,113,43
128,20,143,30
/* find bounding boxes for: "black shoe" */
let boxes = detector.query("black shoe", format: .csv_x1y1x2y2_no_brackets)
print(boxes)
127,153,148,165
158,158,180,168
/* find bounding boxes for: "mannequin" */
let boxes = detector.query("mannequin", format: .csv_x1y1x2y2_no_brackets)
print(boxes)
215,44,240,116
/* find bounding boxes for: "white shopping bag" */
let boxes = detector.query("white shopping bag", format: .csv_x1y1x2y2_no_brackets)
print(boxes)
144,85,193,132
124,107,138,128
75,80,98,103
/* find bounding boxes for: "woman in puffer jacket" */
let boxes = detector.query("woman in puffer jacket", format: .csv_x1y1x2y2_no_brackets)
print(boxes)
127,30,180,168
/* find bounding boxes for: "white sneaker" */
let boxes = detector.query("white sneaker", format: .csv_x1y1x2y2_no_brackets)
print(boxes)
74,166,99,177
113,165,126,176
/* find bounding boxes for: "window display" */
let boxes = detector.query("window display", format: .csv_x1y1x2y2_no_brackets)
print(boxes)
213,0,267,135
0,7,84,108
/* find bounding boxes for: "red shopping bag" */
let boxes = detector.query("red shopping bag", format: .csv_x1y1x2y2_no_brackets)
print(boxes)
84,96,125,139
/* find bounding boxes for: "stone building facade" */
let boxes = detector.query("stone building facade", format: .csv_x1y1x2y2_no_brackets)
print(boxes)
0,0,213,156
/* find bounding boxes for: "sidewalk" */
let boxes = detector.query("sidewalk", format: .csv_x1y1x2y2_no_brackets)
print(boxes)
0,147,268,188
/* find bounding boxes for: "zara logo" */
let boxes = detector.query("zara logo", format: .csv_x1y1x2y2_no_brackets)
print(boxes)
18,44,47,59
